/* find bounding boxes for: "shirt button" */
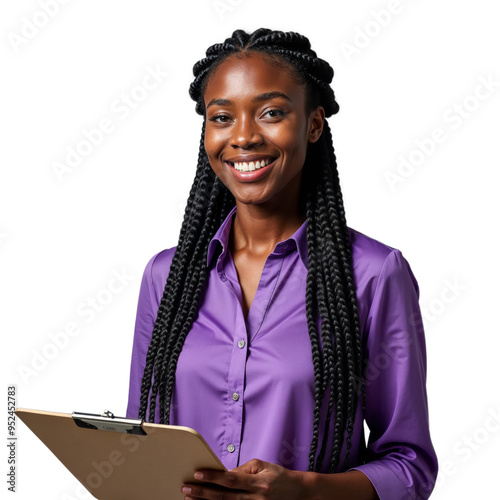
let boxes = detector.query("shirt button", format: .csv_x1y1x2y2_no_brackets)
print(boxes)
227,444,235,453
237,340,245,349
232,392,239,401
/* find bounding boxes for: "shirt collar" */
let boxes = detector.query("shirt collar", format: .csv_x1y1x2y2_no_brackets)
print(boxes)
206,206,309,269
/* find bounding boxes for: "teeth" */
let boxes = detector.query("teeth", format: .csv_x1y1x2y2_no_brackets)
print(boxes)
232,157,274,172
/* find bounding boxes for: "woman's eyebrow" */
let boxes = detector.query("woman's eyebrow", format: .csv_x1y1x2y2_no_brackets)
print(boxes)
206,91,292,109
253,91,291,103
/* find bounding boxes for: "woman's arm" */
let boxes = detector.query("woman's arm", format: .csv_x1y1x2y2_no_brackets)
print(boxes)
126,249,175,420
182,459,378,500
306,469,378,500
350,249,438,499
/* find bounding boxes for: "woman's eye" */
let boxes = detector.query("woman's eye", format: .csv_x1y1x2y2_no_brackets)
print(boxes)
208,109,284,123
209,114,230,123
263,109,285,119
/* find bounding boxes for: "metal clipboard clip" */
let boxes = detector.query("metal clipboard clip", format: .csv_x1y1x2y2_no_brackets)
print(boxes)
72,410,147,435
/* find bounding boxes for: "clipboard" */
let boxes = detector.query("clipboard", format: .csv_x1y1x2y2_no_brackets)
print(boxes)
15,408,226,500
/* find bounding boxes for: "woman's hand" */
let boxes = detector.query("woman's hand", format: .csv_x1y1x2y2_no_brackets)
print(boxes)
181,458,310,500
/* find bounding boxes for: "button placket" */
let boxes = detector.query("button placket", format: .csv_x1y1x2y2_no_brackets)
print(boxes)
219,274,248,469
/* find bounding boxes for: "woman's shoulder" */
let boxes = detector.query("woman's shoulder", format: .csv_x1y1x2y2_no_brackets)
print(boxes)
348,227,398,265
140,246,178,299
147,246,177,273
347,226,419,299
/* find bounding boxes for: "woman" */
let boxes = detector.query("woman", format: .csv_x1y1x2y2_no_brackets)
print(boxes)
126,28,438,499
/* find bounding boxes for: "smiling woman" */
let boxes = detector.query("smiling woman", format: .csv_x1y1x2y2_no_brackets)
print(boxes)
203,53,323,214
126,28,438,500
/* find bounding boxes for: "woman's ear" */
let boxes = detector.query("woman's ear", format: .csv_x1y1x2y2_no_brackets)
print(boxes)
308,106,326,143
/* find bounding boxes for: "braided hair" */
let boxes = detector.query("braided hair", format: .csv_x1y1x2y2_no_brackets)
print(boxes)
138,28,364,473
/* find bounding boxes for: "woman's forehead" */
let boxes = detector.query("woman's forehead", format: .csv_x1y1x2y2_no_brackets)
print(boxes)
203,52,305,102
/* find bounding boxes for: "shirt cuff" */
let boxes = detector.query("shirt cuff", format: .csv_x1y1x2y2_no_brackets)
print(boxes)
348,462,415,500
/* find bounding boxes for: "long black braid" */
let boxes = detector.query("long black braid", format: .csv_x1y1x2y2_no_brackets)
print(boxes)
138,28,364,474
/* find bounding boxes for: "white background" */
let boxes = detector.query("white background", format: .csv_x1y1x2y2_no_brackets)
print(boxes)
1,0,499,498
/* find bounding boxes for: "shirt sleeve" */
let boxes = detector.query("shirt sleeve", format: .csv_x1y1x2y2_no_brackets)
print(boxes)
125,253,162,421
349,249,438,500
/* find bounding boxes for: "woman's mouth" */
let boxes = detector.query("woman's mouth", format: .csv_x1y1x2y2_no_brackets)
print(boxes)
226,157,277,172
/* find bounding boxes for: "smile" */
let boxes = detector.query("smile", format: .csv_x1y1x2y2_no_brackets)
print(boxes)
227,157,276,172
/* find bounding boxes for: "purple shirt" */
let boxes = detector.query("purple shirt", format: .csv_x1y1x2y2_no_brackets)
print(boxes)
126,206,438,499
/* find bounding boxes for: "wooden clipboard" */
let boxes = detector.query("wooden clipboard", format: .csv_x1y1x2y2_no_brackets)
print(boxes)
15,408,226,500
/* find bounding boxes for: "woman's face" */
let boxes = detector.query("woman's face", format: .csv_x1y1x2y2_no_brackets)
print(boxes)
202,52,324,211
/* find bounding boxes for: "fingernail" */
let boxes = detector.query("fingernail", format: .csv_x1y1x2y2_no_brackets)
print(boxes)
194,471,204,480
181,486,192,494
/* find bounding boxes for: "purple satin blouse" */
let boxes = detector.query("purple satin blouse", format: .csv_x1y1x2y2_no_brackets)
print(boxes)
126,206,438,499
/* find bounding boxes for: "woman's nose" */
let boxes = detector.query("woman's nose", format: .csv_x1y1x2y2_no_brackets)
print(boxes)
230,117,263,148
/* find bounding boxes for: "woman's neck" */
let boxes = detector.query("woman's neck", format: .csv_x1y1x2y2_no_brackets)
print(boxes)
230,201,306,257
